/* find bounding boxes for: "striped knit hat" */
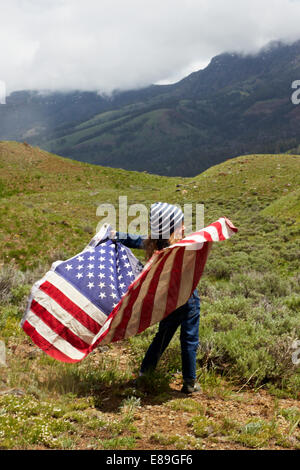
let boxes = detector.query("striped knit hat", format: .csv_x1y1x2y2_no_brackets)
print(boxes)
150,202,184,240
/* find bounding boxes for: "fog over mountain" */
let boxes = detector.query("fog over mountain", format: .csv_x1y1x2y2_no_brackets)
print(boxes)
2,0,300,95
1,39,300,176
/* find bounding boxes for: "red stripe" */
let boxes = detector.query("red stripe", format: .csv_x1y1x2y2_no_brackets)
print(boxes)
210,221,226,241
224,217,238,232
39,281,101,334
22,320,80,363
89,251,166,351
111,281,145,342
191,242,210,292
176,230,213,243
111,251,168,341
163,247,185,319
162,243,210,322
137,249,175,334
201,231,213,241
31,299,90,352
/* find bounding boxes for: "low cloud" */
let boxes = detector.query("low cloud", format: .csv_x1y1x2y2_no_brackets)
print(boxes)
1,0,300,94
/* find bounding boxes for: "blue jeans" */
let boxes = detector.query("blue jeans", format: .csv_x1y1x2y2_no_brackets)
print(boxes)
140,289,200,381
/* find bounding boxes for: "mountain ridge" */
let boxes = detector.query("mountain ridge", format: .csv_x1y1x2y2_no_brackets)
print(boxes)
1,40,300,176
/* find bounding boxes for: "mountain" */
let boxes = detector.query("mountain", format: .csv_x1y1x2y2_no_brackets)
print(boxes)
1,40,300,176
0,141,299,399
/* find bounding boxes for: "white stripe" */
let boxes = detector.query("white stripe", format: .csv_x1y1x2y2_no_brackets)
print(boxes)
151,205,183,232
219,217,233,239
151,204,181,224
91,316,113,346
151,202,168,219
98,251,164,344
151,211,183,235
45,271,107,326
26,310,85,361
151,206,181,226
144,247,180,329
33,289,95,345
172,217,235,247
176,248,197,309
202,225,219,241
124,250,174,338
172,235,205,247
94,290,132,345
181,226,218,242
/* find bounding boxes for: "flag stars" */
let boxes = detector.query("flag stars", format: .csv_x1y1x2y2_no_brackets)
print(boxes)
59,242,134,310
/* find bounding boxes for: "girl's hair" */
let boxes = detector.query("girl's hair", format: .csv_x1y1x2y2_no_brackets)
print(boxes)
143,231,182,261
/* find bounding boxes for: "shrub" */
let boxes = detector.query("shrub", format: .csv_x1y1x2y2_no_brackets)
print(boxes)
229,271,290,299
205,260,232,280
285,295,300,312
0,264,25,304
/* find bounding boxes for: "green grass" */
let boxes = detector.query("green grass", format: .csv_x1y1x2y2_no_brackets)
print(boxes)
0,142,300,449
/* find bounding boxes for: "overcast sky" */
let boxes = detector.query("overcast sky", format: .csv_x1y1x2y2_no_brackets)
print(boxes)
1,0,300,95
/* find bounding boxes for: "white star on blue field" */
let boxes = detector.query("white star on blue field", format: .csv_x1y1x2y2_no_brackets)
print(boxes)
55,239,135,316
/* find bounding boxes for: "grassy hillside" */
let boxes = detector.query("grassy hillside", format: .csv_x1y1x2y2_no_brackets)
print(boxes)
0,142,299,450
0,141,299,270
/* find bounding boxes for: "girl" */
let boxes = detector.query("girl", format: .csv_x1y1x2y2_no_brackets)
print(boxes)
114,202,212,394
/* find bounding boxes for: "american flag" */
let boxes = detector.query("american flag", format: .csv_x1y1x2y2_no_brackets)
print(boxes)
21,217,238,363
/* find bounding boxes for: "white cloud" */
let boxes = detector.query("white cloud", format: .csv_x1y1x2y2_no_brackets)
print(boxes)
1,0,300,94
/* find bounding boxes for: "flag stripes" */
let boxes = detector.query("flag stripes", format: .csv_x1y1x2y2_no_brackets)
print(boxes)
21,216,238,362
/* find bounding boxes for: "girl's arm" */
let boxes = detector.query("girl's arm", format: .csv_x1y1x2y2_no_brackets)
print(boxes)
113,231,147,250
